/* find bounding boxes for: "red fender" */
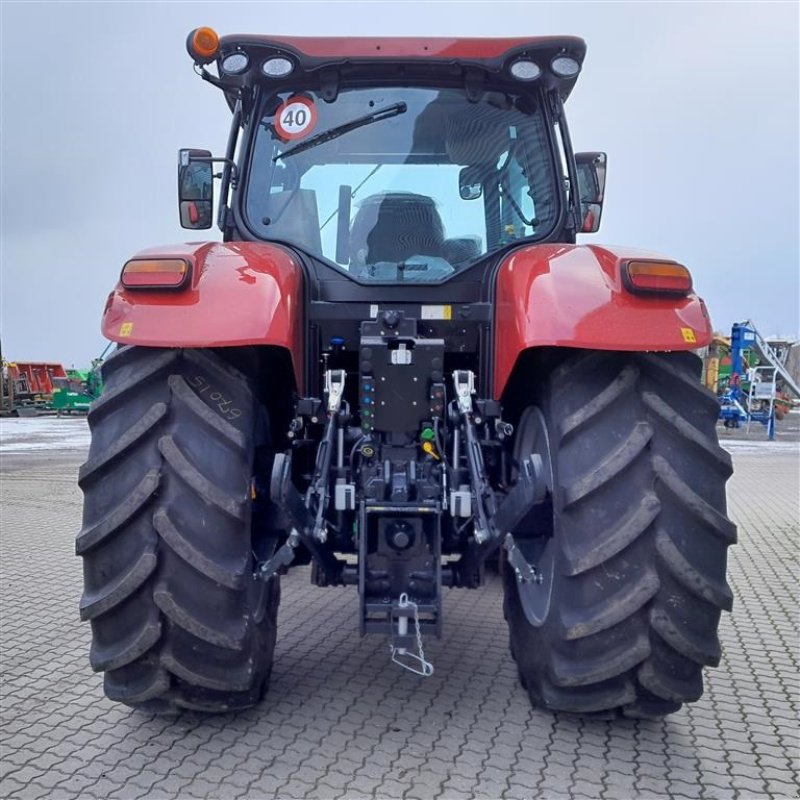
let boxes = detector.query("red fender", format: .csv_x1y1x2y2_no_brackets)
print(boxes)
493,244,713,397
101,242,304,390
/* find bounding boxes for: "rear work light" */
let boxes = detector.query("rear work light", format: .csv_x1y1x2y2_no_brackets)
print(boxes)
121,259,190,289
623,260,693,295
262,56,294,78
221,52,250,74
509,60,542,81
551,55,581,78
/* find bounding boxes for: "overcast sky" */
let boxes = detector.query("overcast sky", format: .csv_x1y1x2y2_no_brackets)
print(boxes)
1,1,798,367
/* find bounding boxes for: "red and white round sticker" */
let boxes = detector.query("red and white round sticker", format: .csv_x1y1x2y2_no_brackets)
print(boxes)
274,96,318,141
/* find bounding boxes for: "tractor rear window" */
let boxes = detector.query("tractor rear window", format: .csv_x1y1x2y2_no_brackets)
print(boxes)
245,86,559,282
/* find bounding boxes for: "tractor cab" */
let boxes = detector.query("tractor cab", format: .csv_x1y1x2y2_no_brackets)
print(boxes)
179,30,605,272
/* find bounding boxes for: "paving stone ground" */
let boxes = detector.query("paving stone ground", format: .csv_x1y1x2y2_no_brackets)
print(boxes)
1,429,798,799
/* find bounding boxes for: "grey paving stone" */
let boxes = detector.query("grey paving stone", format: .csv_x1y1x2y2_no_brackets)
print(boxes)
765,779,800,799
10,782,54,800
1,440,798,800
316,771,351,791
730,775,770,795
0,775,28,798
635,776,673,795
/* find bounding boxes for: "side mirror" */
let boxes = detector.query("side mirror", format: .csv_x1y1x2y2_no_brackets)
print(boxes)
178,148,214,229
575,152,606,233
459,165,485,200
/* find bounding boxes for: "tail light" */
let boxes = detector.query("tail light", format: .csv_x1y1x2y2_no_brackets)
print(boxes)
623,260,692,296
121,259,190,289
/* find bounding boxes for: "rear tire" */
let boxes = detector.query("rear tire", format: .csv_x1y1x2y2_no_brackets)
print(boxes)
77,346,281,713
504,351,735,718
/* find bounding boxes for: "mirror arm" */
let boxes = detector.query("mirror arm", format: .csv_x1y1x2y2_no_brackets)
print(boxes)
551,91,582,233
218,101,242,236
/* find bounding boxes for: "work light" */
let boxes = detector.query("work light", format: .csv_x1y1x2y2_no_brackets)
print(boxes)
509,60,542,81
221,52,250,74
262,57,294,78
551,55,581,78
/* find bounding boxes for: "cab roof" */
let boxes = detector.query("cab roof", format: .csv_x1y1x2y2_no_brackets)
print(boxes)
220,34,585,60
209,34,587,106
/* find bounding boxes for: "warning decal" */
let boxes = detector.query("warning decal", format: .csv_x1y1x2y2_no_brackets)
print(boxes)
274,96,318,141
680,327,697,343
421,305,452,321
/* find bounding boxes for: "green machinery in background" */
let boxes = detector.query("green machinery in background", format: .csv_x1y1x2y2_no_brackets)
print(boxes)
50,343,113,415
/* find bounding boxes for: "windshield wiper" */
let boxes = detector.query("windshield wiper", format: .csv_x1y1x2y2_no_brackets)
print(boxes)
274,102,407,161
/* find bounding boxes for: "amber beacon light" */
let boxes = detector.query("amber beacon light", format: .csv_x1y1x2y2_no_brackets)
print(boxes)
186,27,220,64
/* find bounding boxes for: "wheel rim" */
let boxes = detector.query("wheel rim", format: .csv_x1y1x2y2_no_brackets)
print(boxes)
512,406,555,627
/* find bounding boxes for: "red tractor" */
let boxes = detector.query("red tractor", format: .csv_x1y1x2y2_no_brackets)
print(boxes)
78,29,735,718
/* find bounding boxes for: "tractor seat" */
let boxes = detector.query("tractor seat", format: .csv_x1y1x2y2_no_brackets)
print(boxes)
350,192,445,267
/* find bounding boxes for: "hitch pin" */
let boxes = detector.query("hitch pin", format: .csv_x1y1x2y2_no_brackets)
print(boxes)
396,592,409,655
390,593,434,677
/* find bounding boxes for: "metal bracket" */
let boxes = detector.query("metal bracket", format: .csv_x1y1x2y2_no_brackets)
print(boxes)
256,530,300,581
269,453,344,583
504,533,541,584
324,369,346,414
390,343,412,365
451,370,497,544
449,487,472,518
492,454,547,536
495,419,514,439
300,368,348,542
453,370,476,415
334,480,356,511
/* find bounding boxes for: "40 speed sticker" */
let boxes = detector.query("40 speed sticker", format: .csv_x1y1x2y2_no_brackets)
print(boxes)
274,96,318,141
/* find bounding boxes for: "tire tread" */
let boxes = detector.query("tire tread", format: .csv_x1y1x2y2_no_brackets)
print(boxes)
504,351,734,718
78,347,280,713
